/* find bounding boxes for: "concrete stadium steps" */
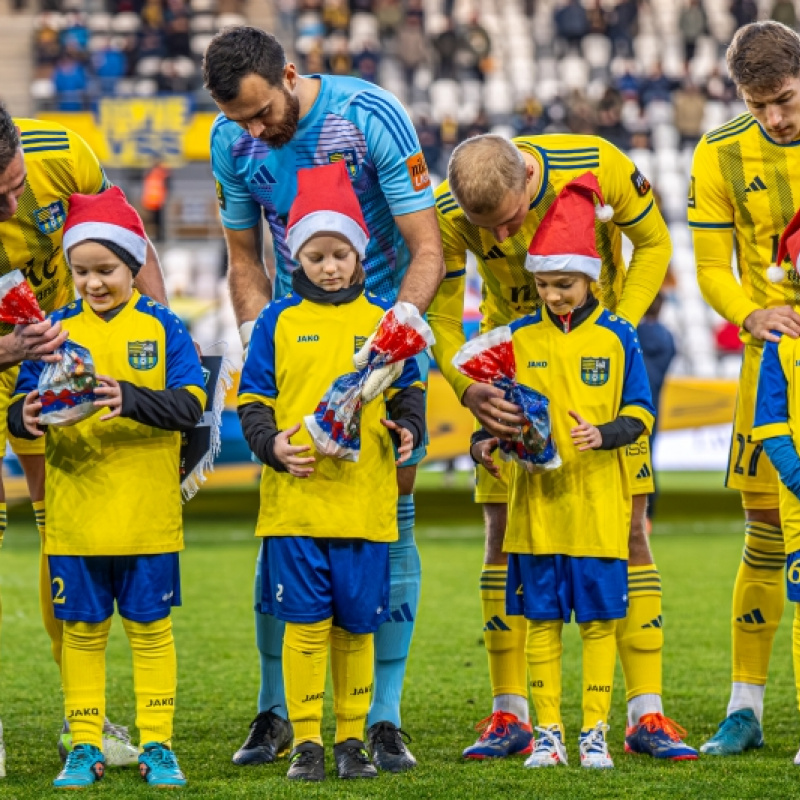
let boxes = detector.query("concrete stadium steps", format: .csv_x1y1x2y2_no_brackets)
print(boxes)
0,2,34,117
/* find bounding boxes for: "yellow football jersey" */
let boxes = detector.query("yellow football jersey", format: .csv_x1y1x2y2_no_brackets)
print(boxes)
690,113,800,334
239,290,424,543
12,291,206,557
503,306,655,560
0,119,108,335
429,134,670,400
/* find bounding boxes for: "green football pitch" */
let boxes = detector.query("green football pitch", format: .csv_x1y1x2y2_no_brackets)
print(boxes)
0,473,799,798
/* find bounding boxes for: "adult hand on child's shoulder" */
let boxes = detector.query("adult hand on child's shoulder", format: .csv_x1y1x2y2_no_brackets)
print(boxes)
94,375,123,421
275,422,316,477
22,389,45,437
462,383,525,440
381,418,413,465
568,410,601,451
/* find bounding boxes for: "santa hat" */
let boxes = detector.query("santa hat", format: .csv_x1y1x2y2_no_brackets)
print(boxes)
62,186,147,275
768,206,800,283
525,172,613,281
286,161,369,260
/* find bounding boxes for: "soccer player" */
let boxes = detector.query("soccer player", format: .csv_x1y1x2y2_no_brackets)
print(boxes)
473,173,655,769
689,21,800,755
238,162,425,781
0,105,167,768
8,188,205,789
203,25,443,771
429,134,696,760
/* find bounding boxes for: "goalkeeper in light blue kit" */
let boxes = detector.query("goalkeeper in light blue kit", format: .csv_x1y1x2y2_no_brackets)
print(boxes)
753,207,800,766
203,25,444,770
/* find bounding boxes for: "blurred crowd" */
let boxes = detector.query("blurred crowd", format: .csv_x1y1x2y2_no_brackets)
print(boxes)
31,0,246,110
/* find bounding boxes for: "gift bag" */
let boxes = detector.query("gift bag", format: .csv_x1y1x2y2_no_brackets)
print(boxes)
0,270,99,427
453,327,561,471
304,302,434,462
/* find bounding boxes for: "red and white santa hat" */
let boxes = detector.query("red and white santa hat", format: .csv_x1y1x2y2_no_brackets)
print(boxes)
525,172,613,281
768,205,800,283
62,186,147,274
286,160,369,260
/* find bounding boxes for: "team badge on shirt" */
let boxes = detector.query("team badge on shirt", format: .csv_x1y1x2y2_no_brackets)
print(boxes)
581,357,610,386
328,148,358,177
33,200,66,234
128,341,158,370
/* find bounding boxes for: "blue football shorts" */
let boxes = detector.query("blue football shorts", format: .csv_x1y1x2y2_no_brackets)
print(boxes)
506,553,628,623
48,553,181,623
257,536,390,633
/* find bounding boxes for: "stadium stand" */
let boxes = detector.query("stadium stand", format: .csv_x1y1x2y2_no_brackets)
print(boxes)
10,0,788,376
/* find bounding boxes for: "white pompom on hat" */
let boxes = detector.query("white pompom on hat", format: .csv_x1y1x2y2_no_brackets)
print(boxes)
768,205,800,283
286,160,370,260
525,171,613,281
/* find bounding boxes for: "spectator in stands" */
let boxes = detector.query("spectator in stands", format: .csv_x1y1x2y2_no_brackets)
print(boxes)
615,59,642,100
405,0,424,27
566,89,597,135
588,0,609,35
637,292,677,520
138,23,166,61
432,20,459,81
460,107,491,141
511,96,544,136
60,13,89,52
731,0,759,29
397,15,429,89
554,0,590,52
53,50,88,111
34,19,62,69
416,114,442,178
596,88,630,150
771,0,798,30
673,76,706,150
322,0,349,35
679,0,708,63
606,0,639,57
92,39,128,95
639,62,678,107
164,0,192,59
375,0,403,40
458,14,492,83
353,41,381,84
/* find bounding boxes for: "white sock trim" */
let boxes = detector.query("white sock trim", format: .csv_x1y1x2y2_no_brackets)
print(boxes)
627,693,663,727
493,693,529,724
727,682,765,723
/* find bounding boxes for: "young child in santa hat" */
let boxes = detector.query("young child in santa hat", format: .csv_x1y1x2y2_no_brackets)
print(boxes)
237,160,425,782
8,186,205,790
471,173,655,771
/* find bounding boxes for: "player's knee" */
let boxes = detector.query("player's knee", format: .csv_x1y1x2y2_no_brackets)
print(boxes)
65,618,112,651
285,619,331,653
483,503,508,563
256,612,286,658
743,504,781,529
396,466,416,496
578,619,617,641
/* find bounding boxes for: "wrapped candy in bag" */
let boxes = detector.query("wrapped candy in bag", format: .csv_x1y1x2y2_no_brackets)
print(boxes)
304,302,434,461
453,327,561,471
0,270,99,426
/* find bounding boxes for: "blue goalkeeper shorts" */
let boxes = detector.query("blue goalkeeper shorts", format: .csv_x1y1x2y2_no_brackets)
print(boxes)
258,536,390,633
507,553,628,623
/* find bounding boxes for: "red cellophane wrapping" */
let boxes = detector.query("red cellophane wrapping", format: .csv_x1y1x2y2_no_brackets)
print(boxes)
0,270,45,324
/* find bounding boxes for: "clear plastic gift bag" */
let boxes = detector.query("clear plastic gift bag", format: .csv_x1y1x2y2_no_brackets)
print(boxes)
453,327,561,472
304,302,434,462
0,270,99,427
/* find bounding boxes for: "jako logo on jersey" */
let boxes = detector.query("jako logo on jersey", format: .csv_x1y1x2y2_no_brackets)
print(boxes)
528,361,547,368
406,153,431,192
128,341,158,370
298,335,319,342
581,356,609,386
328,148,358,177
250,165,277,187
33,200,66,234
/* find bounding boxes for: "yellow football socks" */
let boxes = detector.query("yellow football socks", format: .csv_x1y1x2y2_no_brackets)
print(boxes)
481,565,528,704
617,565,663,702
33,500,64,670
122,616,176,746
732,522,784,685
62,618,111,749
580,619,617,731
793,604,800,714
330,625,373,743
284,619,331,746
526,619,564,731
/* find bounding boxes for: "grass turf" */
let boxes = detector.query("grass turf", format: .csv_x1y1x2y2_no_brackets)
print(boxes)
0,484,797,798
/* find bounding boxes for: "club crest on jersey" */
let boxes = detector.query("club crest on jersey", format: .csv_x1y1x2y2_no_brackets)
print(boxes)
33,200,66,234
581,356,609,386
328,148,358,177
128,340,158,370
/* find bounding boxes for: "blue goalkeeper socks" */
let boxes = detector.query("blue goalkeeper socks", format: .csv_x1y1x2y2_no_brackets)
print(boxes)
254,546,287,717
368,494,421,728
